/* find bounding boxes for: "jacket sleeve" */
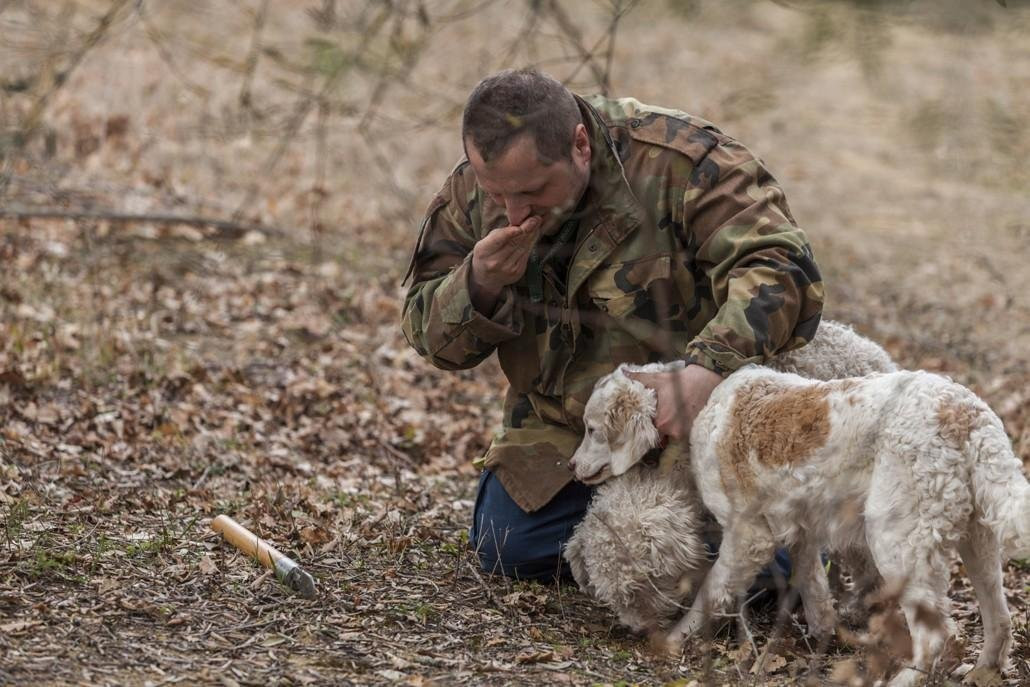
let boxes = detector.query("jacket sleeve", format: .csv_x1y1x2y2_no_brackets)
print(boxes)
400,163,524,371
681,139,824,375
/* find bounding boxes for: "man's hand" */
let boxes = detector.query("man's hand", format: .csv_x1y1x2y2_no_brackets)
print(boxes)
626,364,723,440
469,216,541,313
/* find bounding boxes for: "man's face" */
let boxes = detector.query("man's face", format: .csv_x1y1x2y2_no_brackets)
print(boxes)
466,124,592,236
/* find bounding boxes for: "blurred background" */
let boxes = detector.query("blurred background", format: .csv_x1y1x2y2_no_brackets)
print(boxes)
2,0,1026,456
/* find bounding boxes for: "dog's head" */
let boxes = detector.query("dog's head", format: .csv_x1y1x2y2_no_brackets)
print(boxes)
569,367,661,485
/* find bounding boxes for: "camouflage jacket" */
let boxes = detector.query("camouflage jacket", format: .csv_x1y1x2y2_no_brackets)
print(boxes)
401,94,824,512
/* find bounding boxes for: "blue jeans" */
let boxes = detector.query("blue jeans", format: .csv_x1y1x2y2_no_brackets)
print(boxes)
469,469,793,587
469,470,594,581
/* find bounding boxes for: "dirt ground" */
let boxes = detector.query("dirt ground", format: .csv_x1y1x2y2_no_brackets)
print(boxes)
1,1,1028,685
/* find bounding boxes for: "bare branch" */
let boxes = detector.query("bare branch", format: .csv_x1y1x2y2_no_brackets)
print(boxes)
238,0,271,111
136,4,211,99
546,0,608,87
0,206,284,239
1,0,135,197
230,0,395,221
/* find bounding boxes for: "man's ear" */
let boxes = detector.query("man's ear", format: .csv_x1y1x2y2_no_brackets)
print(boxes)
573,123,591,164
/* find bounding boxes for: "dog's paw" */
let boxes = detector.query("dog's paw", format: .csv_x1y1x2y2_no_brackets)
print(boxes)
648,629,684,658
806,606,838,642
962,666,1004,687
807,620,836,644
837,598,871,629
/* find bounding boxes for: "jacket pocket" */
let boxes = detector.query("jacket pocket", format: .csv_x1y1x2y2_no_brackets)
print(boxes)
587,254,671,318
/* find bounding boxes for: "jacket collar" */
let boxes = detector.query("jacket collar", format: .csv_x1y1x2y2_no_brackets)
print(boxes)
566,95,647,298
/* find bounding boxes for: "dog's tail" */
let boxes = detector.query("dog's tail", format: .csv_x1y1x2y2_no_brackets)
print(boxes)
966,406,1030,560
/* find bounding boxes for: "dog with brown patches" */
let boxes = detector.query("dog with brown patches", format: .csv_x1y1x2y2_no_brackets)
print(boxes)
564,320,895,636
570,365,1030,687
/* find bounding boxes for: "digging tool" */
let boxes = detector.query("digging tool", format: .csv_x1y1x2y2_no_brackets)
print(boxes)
211,514,317,599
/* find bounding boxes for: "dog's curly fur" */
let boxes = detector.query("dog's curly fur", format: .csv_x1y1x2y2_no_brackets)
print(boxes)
564,320,896,633
563,464,706,633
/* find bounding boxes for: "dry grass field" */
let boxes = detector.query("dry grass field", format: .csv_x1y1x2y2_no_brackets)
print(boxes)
1,1,1028,685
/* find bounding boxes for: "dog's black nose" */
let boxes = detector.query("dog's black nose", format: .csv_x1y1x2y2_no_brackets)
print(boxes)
566,458,575,472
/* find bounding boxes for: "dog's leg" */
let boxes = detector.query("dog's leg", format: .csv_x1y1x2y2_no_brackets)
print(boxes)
662,518,775,655
835,547,881,627
790,539,836,641
957,520,1012,679
867,519,952,687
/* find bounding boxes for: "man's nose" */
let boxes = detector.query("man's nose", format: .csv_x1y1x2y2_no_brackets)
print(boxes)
505,199,531,226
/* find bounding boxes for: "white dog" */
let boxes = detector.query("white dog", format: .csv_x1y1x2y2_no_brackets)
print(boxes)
570,365,1030,687
563,320,895,635
563,463,708,634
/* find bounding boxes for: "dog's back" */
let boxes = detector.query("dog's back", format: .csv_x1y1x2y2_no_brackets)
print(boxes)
693,368,1027,551
690,367,915,545
688,366,1030,686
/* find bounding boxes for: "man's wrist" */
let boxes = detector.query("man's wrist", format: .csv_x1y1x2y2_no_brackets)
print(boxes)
684,363,723,393
469,265,503,314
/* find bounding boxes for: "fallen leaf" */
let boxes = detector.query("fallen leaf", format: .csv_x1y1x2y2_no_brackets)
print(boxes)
751,652,788,675
0,620,43,634
198,555,218,575
515,649,557,664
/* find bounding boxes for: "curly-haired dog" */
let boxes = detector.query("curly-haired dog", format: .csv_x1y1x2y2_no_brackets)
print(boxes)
562,463,707,634
563,320,894,634
572,365,1030,687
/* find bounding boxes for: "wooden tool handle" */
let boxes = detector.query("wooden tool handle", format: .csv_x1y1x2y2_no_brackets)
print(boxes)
211,514,285,571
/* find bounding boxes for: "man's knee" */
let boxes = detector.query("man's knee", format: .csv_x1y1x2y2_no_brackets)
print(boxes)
470,470,592,581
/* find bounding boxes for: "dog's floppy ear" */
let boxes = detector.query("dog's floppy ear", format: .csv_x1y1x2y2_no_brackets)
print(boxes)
604,381,642,443
605,379,660,476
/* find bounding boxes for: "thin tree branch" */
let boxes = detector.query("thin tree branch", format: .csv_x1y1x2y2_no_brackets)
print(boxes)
136,3,211,99
0,207,284,239
239,0,271,111
546,0,608,87
1,0,134,196
230,0,394,221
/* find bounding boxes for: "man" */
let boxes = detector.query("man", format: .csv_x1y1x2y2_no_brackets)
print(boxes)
402,69,823,581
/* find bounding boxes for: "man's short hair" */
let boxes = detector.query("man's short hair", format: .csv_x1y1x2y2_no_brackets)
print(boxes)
462,69,583,165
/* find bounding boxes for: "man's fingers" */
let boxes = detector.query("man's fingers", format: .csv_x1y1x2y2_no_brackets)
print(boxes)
483,222,537,254
483,224,524,246
488,233,535,265
519,216,541,234
471,217,543,289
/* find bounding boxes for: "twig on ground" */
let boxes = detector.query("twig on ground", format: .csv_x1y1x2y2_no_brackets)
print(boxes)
376,438,418,469
463,555,506,614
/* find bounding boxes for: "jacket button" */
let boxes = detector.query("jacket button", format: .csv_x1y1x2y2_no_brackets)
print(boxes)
629,118,641,128
588,243,597,252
